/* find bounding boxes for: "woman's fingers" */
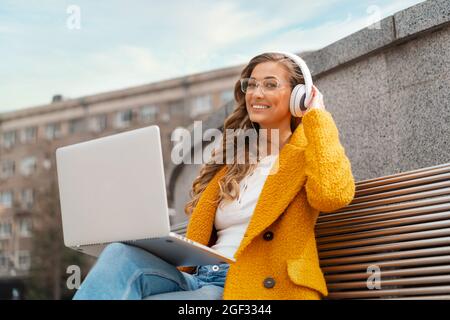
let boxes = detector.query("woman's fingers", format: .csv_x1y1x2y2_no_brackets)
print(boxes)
305,85,325,111
306,85,317,107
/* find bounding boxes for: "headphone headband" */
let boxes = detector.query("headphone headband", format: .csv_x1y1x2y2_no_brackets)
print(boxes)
271,51,313,107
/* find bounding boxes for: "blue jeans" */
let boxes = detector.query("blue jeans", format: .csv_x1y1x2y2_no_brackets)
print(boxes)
73,242,230,300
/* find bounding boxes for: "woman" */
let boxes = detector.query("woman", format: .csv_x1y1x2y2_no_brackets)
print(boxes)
73,52,355,300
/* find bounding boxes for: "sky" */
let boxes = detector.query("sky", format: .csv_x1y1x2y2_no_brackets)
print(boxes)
0,0,425,113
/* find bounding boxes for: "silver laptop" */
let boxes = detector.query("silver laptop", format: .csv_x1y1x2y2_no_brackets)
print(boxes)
56,125,235,267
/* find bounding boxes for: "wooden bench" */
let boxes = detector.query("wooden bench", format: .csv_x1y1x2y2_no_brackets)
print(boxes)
171,162,450,300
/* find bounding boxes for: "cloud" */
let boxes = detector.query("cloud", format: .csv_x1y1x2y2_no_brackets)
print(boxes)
258,0,427,53
0,24,20,34
257,13,367,53
88,45,162,75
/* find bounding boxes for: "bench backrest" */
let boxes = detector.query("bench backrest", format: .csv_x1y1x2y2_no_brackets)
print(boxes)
172,163,450,299
317,162,450,300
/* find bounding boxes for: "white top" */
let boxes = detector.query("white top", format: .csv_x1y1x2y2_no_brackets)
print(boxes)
211,154,279,258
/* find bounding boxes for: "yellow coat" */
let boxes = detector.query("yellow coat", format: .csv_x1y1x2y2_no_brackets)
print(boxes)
179,108,356,300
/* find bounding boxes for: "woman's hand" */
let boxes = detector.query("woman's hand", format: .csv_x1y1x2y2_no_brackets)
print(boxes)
304,85,325,115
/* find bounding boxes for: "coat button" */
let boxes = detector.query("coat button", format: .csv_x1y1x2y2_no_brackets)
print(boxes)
263,277,275,288
263,231,274,241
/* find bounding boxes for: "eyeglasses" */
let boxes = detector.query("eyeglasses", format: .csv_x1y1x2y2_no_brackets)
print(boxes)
240,78,289,94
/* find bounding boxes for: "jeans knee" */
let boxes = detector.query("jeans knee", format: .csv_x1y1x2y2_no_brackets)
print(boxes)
104,242,129,252
97,242,172,277
100,242,132,261
93,242,143,275
99,242,157,267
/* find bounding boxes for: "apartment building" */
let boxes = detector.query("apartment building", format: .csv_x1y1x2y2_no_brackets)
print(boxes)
0,64,242,282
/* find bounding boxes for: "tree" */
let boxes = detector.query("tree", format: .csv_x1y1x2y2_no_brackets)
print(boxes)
24,153,94,300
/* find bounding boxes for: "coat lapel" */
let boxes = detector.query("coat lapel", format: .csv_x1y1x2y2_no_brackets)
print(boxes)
233,125,307,259
186,123,309,259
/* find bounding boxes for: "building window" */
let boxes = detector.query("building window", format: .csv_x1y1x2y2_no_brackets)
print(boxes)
2,131,16,149
0,223,12,239
21,126,37,143
90,114,107,133
0,254,7,269
17,251,31,271
169,100,185,116
20,156,36,176
1,160,15,180
140,106,157,123
115,110,133,128
69,118,85,134
190,95,212,118
20,189,34,210
45,123,61,140
0,191,13,209
220,89,234,104
19,219,32,237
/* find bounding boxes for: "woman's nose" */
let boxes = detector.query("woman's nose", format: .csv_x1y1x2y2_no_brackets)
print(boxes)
253,85,265,98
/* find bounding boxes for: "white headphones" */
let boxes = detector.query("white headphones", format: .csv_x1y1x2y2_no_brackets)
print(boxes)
262,51,313,118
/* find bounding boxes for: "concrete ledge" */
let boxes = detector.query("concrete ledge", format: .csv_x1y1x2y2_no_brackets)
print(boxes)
395,0,450,39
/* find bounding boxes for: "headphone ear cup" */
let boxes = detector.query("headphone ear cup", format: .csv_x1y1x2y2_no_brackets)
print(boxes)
290,84,307,117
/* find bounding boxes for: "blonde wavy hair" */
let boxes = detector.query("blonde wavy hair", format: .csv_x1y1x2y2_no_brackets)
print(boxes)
184,52,305,216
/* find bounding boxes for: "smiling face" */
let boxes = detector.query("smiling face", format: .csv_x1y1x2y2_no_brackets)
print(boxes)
245,61,293,130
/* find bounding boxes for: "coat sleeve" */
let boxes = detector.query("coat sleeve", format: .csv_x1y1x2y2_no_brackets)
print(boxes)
302,108,356,213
